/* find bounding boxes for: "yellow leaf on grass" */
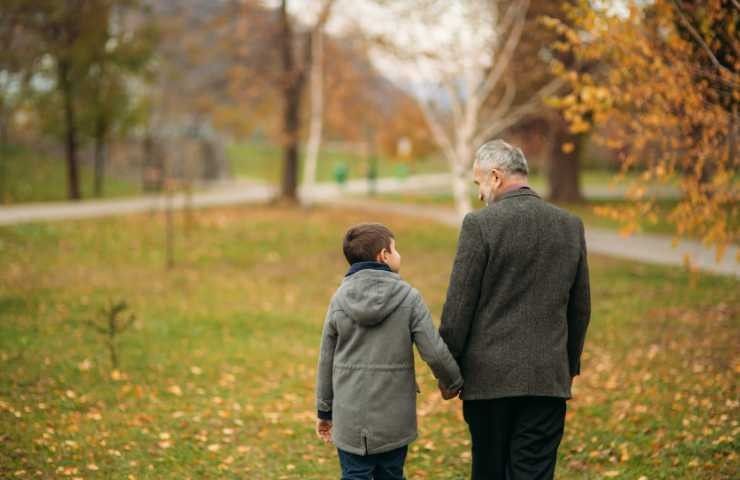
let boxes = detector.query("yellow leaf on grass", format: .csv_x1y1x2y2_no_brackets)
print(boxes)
78,359,92,371
167,385,183,396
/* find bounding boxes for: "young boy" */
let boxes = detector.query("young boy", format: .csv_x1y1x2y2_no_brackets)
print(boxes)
315,223,463,480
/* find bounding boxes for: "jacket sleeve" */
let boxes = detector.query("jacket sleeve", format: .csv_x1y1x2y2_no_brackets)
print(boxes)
439,213,487,360
315,305,337,419
411,291,464,391
567,220,591,377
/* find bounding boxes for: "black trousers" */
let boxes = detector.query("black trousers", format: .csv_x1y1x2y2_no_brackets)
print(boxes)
462,396,566,480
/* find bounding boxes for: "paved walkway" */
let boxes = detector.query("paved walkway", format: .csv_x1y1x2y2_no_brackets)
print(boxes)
0,172,680,226
321,198,739,278
0,174,735,277
0,174,448,226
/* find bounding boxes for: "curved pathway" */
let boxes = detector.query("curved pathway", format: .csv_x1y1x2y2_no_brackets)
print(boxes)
0,175,736,277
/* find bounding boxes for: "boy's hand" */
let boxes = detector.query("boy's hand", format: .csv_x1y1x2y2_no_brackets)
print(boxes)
438,383,461,400
316,419,332,443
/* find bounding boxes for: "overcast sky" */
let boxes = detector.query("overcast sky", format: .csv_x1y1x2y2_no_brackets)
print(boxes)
267,0,632,98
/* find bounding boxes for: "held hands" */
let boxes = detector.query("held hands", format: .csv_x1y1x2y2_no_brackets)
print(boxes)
316,419,332,443
438,382,462,400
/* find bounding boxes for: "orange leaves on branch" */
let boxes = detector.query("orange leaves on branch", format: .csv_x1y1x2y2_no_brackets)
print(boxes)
548,0,739,259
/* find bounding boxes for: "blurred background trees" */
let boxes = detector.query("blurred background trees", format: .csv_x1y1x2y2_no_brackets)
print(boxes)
0,0,155,200
548,0,738,256
353,0,565,214
0,0,736,253
508,0,588,203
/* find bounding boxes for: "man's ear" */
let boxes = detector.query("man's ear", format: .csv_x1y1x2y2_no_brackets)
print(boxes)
492,168,503,187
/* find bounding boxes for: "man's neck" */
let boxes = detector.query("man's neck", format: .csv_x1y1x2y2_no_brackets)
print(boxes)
496,179,529,199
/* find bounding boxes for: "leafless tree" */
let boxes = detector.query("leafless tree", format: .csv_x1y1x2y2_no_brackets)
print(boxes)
364,0,562,215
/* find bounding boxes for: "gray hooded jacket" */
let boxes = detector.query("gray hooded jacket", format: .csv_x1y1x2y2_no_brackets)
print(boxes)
316,269,463,455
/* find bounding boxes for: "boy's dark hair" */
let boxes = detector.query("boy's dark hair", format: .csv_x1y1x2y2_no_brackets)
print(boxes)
343,223,395,264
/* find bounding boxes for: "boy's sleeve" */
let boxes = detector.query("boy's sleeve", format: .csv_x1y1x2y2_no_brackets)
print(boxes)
316,304,337,420
410,291,464,392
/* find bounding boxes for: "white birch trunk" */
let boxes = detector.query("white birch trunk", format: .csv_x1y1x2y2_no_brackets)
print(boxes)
303,25,324,188
451,157,473,217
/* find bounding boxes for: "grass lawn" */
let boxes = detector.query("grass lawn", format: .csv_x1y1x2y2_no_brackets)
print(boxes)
0,205,737,479
0,145,141,204
227,142,449,184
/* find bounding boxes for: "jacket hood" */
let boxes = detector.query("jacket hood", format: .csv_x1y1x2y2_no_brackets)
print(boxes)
336,270,411,327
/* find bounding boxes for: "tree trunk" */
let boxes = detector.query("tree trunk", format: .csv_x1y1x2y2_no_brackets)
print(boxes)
0,98,8,146
451,150,473,216
142,134,154,191
281,91,301,201
93,116,107,197
0,149,5,204
547,122,584,203
450,122,475,216
58,60,81,200
729,103,736,173
165,185,174,269
278,0,303,202
303,28,324,189
0,99,7,203
142,133,164,192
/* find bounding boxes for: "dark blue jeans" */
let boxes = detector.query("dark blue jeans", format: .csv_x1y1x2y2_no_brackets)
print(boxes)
337,445,408,480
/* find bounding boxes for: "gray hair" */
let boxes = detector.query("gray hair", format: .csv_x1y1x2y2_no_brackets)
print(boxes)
475,139,529,177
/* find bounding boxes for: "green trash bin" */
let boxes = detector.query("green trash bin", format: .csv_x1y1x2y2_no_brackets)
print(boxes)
333,162,349,186
393,163,409,180
367,156,379,195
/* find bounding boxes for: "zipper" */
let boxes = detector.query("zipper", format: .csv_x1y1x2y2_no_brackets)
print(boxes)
361,429,369,455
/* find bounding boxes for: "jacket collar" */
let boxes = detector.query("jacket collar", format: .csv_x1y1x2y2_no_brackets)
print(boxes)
345,260,392,277
496,185,540,202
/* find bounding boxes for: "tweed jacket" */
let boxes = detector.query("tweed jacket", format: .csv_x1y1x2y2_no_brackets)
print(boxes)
439,187,591,400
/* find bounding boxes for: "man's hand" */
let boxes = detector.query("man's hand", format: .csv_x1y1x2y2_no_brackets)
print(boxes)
438,383,461,400
316,419,332,443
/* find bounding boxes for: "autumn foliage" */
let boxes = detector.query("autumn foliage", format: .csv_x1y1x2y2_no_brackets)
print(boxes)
546,0,738,260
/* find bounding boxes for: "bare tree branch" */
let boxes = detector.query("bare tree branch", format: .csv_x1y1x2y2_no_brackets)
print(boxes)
671,0,736,78
479,76,517,129
418,97,457,163
440,70,465,128
314,0,336,30
474,76,563,146
475,0,529,103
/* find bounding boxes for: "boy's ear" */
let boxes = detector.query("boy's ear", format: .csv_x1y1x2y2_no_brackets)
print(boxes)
375,248,387,263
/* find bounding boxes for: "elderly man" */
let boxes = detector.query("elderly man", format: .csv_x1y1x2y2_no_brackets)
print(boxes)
439,139,591,479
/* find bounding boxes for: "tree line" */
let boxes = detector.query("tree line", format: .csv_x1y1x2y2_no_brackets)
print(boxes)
1,1,735,255
1,0,155,199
